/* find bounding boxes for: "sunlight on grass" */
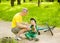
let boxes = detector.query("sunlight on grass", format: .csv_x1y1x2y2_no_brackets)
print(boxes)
0,1,60,27
0,18,2,21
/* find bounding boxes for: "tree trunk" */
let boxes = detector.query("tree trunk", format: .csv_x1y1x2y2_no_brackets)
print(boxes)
58,0,60,4
17,0,21,5
0,0,1,3
11,0,14,7
23,0,25,2
38,0,40,7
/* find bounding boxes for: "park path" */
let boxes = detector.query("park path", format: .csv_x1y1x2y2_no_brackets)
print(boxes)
0,21,60,43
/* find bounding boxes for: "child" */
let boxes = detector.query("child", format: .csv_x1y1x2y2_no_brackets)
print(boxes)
25,18,39,41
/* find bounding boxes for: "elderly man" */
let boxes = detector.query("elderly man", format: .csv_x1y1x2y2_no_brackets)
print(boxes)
11,8,29,40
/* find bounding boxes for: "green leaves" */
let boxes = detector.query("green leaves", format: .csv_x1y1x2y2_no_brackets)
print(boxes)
0,37,18,43
0,2,60,27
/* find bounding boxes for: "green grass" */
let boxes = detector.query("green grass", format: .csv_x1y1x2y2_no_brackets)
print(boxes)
0,1,60,27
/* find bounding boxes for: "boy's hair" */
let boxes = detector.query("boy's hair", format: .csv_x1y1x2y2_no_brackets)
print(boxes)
30,18,36,23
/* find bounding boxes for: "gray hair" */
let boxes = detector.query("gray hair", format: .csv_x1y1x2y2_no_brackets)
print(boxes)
22,8,28,12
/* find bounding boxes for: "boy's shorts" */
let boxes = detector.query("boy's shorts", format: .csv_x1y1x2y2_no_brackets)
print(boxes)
25,31,37,39
11,27,21,34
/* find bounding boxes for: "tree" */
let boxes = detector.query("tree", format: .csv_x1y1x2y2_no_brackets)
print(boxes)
51,0,54,2
38,0,40,7
7,0,9,1
29,0,32,2
48,0,54,2
11,0,14,6
0,0,1,3
46,0,54,2
17,0,21,5
41,0,43,2
58,0,60,4
23,0,25,2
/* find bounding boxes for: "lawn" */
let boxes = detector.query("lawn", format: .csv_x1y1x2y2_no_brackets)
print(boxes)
0,1,60,27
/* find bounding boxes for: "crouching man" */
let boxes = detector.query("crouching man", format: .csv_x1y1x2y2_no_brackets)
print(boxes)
11,8,29,40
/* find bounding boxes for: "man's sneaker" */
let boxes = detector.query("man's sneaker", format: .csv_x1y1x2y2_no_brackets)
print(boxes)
15,36,22,41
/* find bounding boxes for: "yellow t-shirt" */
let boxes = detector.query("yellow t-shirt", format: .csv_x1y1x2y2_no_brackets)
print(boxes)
12,13,22,28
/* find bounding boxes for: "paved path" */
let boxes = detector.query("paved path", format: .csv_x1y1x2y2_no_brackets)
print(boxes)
0,21,60,43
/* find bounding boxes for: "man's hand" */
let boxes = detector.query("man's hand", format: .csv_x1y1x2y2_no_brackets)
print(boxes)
16,22,30,31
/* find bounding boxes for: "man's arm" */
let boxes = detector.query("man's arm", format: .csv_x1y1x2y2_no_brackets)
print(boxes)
16,22,27,28
16,22,30,30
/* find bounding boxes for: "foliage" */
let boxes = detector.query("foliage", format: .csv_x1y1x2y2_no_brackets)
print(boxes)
0,1,60,27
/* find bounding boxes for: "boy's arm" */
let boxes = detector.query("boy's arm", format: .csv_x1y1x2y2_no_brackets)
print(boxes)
32,26,37,32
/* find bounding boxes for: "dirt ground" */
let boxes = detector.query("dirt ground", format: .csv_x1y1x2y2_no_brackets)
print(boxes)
0,21,60,43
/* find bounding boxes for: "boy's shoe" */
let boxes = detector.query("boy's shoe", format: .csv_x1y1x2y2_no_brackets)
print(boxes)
15,36,22,41
26,37,33,41
28,38,33,41
34,38,39,41
38,32,40,35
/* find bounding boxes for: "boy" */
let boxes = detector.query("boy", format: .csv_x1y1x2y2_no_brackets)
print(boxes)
25,18,39,41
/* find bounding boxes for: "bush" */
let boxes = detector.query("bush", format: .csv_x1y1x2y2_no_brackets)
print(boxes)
0,37,18,43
